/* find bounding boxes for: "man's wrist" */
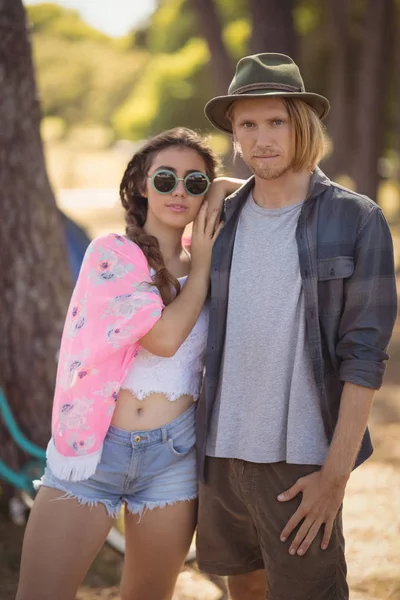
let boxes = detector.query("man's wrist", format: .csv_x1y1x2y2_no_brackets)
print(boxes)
320,464,350,488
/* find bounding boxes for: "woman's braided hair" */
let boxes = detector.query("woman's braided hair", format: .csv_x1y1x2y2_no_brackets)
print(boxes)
119,127,219,305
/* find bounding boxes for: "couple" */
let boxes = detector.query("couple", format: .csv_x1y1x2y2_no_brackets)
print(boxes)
17,54,396,600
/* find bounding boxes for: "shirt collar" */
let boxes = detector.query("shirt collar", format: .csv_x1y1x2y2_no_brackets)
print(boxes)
224,167,331,219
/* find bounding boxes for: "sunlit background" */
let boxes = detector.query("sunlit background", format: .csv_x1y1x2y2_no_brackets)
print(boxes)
22,0,400,246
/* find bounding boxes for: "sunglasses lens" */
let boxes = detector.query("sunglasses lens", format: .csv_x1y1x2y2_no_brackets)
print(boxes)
185,173,209,196
153,171,176,193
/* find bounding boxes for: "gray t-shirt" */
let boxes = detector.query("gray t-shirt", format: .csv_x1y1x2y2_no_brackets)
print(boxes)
206,193,329,465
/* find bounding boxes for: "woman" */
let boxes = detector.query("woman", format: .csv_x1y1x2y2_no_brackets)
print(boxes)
16,127,242,600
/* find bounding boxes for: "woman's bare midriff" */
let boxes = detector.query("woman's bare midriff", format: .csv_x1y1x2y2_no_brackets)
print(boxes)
110,388,195,431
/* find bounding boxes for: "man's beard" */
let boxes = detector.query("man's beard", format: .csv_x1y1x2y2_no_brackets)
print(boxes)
249,157,292,180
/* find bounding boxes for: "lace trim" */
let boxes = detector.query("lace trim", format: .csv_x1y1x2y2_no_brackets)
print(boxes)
120,387,199,402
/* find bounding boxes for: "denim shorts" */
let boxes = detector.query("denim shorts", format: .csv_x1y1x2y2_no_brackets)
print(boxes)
41,403,197,518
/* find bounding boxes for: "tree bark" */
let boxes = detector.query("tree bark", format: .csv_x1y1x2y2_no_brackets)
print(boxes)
0,0,72,485
322,0,353,179
248,0,297,59
190,0,249,176
352,0,394,200
394,4,400,190
190,0,235,95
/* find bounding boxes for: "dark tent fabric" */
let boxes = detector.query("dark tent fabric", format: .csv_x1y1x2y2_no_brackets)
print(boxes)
60,211,91,282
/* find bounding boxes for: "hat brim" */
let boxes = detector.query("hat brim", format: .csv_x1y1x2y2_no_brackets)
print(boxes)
204,91,330,134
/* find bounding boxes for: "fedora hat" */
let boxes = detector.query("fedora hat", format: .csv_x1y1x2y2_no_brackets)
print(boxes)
204,53,330,134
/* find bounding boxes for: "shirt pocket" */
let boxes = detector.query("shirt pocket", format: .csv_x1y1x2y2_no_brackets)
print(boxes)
317,256,355,315
317,256,355,281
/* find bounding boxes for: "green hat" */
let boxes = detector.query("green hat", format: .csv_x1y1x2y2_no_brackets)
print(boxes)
204,53,330,134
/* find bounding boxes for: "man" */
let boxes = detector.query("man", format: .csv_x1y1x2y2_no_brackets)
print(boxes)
196,53,397,600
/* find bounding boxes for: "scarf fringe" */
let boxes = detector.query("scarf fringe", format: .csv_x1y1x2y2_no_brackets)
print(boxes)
46,439,103,482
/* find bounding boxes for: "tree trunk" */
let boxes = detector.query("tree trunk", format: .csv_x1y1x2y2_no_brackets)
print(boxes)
322,0,353,179
248,0,297,59
190,0,249,176
190,0,235,95
395,4,400,191
352,0,394,200
0,0,72,487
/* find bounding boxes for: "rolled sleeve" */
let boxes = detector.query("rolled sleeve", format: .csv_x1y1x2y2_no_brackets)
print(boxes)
337,208,397,389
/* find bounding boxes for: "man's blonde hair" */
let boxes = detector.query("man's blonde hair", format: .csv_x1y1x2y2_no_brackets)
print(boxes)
283,98,326,170
227,97,326,170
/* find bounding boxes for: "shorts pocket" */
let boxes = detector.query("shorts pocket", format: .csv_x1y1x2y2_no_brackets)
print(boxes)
167,424,196,457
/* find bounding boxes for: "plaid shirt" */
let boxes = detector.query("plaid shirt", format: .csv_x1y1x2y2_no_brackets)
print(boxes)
197,168,397,481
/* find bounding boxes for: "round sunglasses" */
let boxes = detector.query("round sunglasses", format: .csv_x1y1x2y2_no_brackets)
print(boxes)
148,168,211,197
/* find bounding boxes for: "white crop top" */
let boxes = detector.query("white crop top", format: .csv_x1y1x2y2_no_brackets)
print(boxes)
121,275,209,402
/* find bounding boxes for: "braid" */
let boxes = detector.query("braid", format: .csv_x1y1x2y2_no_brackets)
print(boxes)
119,127,219,305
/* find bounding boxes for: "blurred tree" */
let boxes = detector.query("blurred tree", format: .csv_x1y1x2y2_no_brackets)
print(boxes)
24,0,400,200
27,2,110,42
147,0,196,54
394,2,400,186
32,34,147,129
0,0,72,498
216,0,248,22
293,1,329,99
190,0,235,94
352,0,394,200
249,0,297,58
113,38,213,139
222,18,251,59
189,0,251,176
323,0,353,178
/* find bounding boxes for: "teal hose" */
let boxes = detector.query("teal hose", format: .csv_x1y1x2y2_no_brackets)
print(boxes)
0,388,46,460
0,459,36,491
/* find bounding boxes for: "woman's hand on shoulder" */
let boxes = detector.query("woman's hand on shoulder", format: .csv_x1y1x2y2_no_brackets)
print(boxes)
190,201,223,274
205,176,245,218
189,177,244,273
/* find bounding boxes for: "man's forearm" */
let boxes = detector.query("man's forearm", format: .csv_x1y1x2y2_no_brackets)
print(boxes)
321,382,375,485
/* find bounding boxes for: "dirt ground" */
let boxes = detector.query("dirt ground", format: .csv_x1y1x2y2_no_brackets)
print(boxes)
1,225,400,600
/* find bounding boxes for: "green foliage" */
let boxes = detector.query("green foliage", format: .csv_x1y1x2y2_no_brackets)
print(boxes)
27,0,349,147
113,38,212,139
30,23,147,130
146,0,195,54
27,3,110,42
294,0,321,36
26,2,61,29
33,36,92,124
41,116,67,142
223,19,251,59
27,0,252,143
216,0,248,23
